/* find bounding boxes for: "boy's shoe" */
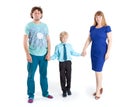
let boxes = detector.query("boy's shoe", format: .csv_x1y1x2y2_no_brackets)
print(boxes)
67,90,72,95
62,92,67,97
46,95,53,99
28,98,33,103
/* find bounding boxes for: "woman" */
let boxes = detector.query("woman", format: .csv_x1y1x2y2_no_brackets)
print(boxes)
81,11,112,100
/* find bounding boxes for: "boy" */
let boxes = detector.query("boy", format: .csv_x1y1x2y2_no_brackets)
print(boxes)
51,31,81,97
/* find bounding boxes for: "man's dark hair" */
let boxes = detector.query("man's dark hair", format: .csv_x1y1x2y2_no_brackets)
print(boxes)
30,6,43,18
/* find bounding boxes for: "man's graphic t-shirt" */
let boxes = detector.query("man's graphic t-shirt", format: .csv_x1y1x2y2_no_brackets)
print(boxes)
25,22,49,56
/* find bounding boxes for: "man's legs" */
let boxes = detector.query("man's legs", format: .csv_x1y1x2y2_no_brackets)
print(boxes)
39,55,49,97
27,55,38,100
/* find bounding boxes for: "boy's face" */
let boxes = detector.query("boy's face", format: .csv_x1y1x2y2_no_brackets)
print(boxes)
32,9,42,21
60,35,68,43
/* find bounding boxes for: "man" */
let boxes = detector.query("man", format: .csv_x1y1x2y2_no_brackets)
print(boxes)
23,6,53,103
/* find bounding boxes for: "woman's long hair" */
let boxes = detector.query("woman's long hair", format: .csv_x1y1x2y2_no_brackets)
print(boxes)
93,11,107,26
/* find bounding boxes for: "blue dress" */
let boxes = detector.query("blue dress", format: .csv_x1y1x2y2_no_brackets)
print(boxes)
90,25,111,72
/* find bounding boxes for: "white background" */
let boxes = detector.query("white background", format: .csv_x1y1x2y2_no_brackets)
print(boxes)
0,0,120,107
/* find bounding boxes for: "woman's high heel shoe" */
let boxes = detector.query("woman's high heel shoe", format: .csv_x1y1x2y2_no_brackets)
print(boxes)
95,96,100,100
93,88,103,96
94,88,103,100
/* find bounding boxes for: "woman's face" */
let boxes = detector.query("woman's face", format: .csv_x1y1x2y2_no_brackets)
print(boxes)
95,15,102,24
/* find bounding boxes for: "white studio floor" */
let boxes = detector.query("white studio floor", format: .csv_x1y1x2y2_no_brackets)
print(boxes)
1,55,120,107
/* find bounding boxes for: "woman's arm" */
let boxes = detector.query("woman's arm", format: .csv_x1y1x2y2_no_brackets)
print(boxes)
81,34,91,56
105,32,112,60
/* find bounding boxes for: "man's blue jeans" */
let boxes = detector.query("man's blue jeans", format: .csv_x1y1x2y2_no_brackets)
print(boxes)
27,54,48,98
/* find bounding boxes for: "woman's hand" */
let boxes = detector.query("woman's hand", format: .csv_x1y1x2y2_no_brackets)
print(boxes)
81,50,87,56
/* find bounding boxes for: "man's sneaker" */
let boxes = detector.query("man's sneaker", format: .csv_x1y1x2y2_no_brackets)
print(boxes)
46,95,53,99
28,98,33,103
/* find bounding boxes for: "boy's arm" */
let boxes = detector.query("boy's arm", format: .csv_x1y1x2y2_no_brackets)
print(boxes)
70,44,81,56
71,50,81,56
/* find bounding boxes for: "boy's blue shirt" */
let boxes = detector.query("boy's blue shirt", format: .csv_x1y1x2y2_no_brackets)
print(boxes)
51,42,81,62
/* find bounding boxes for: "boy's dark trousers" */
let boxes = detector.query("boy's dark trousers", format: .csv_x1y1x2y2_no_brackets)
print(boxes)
59,61,72,93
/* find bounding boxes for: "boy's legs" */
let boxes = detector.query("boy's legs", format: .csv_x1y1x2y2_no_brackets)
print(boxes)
66,61,72,95
59,62,66,96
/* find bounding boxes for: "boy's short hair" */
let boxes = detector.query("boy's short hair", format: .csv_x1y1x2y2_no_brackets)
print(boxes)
30,6,43,18
60,31,68,38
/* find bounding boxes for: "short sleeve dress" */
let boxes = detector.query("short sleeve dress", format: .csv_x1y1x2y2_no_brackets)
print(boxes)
90,25,111,72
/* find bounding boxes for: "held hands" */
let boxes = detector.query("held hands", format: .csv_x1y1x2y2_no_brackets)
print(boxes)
45,53,50,61
81,50,87,56
81,51,110,60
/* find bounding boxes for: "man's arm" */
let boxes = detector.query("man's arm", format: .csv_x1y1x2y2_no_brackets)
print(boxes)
46,35,51,60
23,35,32,62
